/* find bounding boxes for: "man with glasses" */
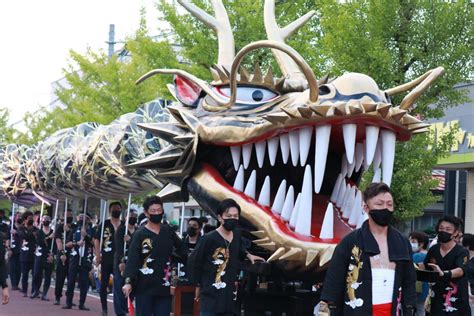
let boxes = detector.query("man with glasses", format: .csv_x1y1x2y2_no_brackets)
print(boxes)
122,196,188,315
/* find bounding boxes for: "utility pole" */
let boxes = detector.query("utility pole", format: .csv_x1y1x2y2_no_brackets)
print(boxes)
106,24,115,58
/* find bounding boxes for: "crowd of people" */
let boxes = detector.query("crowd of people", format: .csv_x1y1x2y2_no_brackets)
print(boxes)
0,184,473,315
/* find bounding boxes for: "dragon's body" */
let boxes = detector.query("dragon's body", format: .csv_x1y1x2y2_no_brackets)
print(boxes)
0,0,443,276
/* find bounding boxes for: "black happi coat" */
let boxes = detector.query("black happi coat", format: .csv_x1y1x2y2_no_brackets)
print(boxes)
320,221,416,315
18,226,38,263
124,224,188,296
424,243,470,316
94,219,124,265
188,229,248,313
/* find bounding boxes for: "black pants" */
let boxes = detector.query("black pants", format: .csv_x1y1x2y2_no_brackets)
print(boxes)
55,256,69,301
66,261,90,307
20,260,34,294
135,294,171,316
9,253,21,288
32,256,52,297
100,262,114,311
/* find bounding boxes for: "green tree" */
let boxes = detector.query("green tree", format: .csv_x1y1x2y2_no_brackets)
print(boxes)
0,108,15,144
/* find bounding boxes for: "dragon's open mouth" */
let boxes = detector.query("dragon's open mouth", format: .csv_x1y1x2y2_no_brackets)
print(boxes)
197,116,411,245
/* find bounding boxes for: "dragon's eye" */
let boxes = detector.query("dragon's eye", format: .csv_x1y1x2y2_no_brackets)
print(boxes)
216,86,278,104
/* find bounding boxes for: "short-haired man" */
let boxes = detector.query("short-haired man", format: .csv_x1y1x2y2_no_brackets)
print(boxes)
188,198,264,316
54,209,74,305
17,211,38,297
320,182,416,315
421,215,470,315
94,201,124,316
31,215,54,300
184,217,202,252
409,231,430,316
122,196,188,315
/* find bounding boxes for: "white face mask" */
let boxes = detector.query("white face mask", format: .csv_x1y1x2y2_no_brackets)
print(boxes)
410,242,419,252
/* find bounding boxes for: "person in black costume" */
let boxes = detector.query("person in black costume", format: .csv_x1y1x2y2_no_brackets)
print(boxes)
54,209,74,305
122,196,188,316
187,199,264,316
421,215,470,316
63,212,94,311
0,231,10,304
31,215,54,300
17,211,38,297
7,213,23,291
94,201,124,316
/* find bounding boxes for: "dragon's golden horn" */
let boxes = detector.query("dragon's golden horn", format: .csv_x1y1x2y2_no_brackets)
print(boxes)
384,67,445,110
177,0,235,67
264,0,315,80
226,40,319,107
135,69,229,107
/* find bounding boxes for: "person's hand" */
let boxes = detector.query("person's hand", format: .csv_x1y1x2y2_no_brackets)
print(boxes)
124,235,131,242
47,253,54,264
65,241,73,249
80,228,87,238
119,263,126,273
428,263,443,276
247,253,265,264
60,254,67,265
122,284,132,298
11,229,16,235
95,254,102,266
2,287,9,305
77,240,84,247
194,287,200,302
7,249,12,258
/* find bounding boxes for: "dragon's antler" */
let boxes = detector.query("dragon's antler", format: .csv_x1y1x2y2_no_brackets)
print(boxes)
264,0,315,81
178,0,235,67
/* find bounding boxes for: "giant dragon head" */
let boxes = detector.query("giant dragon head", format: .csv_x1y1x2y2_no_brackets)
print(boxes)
130,0,444,275
135,1,444,275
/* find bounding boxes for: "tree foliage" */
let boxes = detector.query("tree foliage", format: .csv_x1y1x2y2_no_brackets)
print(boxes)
0,108,15,144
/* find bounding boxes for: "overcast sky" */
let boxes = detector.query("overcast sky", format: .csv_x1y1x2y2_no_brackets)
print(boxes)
0,0,160,128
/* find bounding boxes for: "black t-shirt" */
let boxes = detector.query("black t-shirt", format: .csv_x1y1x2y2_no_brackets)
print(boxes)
66,223,94,268
424,243,470,315
54,224,73,256
187,229,247,313
35,228,54,259
94,219,123,265
18,226,38,262
114,224,136,271
123,224,188,296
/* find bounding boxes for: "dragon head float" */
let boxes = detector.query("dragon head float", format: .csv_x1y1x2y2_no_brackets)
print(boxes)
130,0,444,275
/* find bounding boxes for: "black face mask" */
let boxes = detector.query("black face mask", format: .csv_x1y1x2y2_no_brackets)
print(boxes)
222,218,238,231
437,231,453,243
149,213,163,224
187,226,198,237
27,219,34,226
66,217,73,224
43,221,51,227
16,219,23,225
368,208,393,227
128,217,137,225
111,210,121,219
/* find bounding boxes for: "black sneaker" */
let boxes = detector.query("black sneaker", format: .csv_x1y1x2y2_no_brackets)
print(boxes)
30,292,40,299
79,305,90,311
62,305,72,309
41,296,50,301
53,299,60,305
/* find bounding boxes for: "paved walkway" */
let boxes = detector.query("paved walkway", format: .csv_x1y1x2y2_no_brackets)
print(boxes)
0,285,114,316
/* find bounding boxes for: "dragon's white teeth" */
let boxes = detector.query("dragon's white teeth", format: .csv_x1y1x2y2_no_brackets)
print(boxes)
299,126,313,166
289,192,301,228
348,190,363,226
267,137,279,166
272,179,287,214
255,140,267,168
342,124,357,164
289,130,300,167
279,133,290,164
355,143,364,172
340,183,352,212
356,209,369,229
320,202,334,239
342,186,356,219
365,126,379,166
233,165,245,191
244,170,257,199
258,175,271,206
280,185,294,221
373,137,382,170
372,167,382,183
336,180,347,208
381,130,396,186
230,146,241,171
340,153,348,178
242,143,253,169
314,125,331,193
347,159,355,178
295,165,312,236
330,174,343,203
